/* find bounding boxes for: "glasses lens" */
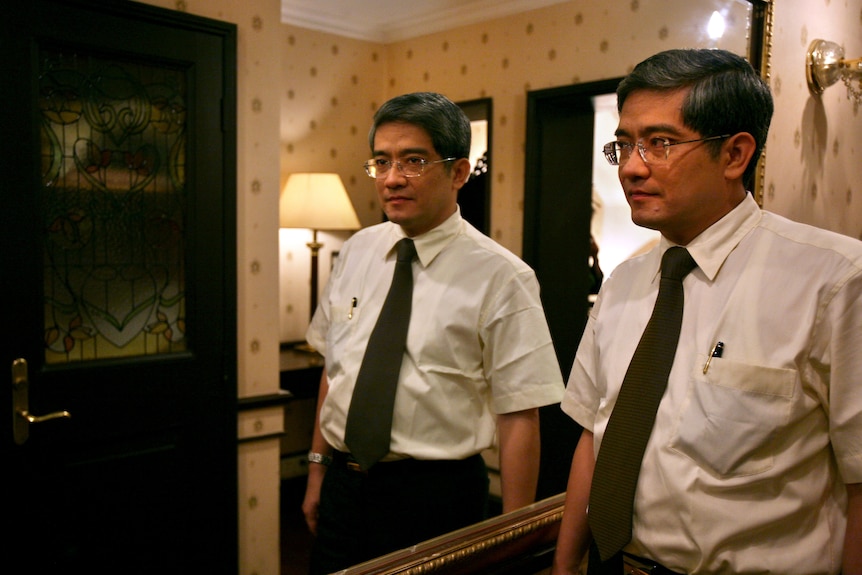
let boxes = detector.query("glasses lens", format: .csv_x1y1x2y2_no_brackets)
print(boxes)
365,160,388,178
603,143,617,165
401,162,424,177
642,138,669,163
603,142,626,166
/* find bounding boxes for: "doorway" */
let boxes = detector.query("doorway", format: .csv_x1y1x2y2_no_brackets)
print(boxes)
523,78,623,499
458,98,493,236
2,2,238,572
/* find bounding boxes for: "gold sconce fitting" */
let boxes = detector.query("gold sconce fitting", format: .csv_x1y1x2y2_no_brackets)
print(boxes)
806,39,862,104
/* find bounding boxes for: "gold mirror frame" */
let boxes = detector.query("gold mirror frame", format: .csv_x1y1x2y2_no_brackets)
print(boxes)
340,2,773,573
342,493,566,575
750,0,774,207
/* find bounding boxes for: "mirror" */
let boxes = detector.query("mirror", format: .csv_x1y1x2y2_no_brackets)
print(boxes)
325,2,773,573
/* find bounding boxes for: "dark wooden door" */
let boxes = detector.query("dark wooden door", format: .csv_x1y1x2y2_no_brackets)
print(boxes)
523,78,621,499
1,1,237,573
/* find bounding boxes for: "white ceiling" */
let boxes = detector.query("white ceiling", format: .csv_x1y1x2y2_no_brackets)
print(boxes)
280,0,571,44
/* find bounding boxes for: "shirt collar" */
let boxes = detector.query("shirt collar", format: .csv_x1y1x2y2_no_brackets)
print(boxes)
383,207,463,267
656,193,762,281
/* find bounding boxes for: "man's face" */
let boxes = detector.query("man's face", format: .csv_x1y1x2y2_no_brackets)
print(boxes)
371,122,469,237
615,88,731,245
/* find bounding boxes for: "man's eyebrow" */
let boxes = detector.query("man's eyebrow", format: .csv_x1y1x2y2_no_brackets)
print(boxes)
372,147,431,157
615,123,685,138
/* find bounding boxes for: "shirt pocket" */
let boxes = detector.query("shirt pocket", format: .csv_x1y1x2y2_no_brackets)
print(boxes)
324,303,361,369
669,357,796,479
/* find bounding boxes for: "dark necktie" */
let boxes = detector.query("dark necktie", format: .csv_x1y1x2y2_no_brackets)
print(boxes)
344,238,416,470
588,246,697,562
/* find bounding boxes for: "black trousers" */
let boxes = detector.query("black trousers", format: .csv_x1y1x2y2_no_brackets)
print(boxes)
309,452,489,575
587,540,623,575
587,540,685,575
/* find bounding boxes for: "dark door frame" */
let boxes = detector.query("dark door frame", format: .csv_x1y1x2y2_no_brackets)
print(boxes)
523,77,622,499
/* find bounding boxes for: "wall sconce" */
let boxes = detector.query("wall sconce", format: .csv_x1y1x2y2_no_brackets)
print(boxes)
806,39,862,104
279,173,360,338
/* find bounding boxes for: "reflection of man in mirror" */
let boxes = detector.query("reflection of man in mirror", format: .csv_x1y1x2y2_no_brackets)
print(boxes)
303,92,565,574
553,49,862,575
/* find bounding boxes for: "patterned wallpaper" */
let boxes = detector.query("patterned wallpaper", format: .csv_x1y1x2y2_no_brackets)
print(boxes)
765,0,862,237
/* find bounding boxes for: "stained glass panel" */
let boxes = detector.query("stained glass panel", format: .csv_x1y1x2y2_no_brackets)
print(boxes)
39,49,188,363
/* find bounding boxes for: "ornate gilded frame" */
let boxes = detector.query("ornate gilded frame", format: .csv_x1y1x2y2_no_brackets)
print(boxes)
341,493,565,574
750,0,775,206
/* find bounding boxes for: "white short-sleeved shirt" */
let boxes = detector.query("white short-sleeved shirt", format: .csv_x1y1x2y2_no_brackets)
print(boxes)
562,193,862,574
309,209,564,461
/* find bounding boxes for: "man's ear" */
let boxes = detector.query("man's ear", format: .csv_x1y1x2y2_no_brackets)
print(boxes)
451,158,473,189
723,132,757,181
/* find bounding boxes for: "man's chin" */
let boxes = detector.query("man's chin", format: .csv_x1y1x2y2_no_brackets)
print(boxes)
630,213,661,231
383,211,403,225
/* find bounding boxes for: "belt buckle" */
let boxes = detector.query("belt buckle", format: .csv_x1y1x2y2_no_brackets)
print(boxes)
624,555,656,575
344,456,368,473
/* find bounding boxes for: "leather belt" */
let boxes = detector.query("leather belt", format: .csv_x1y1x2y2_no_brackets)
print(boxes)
623,553,684,575
331,450,483,477
332,450,367,473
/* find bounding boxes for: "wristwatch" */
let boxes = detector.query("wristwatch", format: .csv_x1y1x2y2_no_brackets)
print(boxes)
307,451,333,466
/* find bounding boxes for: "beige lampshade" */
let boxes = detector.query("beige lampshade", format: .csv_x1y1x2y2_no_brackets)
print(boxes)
279,173,360,230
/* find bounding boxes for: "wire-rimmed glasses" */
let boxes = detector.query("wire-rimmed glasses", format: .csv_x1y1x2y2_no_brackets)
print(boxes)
363,157,456,178
602,134,731,166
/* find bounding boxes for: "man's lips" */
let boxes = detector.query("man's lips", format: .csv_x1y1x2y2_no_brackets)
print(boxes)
626,188,656,201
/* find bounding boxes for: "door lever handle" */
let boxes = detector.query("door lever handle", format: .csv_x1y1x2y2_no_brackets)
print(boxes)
11,358,71,445
18,408,72,424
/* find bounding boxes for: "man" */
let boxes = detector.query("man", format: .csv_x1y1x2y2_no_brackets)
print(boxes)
552,49,862,575
302,92,565,574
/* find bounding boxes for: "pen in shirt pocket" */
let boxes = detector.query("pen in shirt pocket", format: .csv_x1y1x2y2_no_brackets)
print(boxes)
702,341,724,374
348,297,357,320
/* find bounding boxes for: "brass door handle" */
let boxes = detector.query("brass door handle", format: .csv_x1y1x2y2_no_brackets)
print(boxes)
18,408,72,424
11,358,71,445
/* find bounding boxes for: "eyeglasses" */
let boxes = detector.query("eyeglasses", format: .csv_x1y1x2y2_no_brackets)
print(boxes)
363,157,456,178
602,134,731,166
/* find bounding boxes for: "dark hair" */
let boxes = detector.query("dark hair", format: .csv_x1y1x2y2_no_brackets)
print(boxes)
369,92,471,162
617,49,773,189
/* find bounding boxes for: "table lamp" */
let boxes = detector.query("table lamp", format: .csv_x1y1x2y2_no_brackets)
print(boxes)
279,173,361,336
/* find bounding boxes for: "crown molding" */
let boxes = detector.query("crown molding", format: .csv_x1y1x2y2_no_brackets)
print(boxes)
281,0,570,43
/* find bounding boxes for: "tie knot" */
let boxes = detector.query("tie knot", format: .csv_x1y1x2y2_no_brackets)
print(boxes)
396,238,416,263
661,247,696,281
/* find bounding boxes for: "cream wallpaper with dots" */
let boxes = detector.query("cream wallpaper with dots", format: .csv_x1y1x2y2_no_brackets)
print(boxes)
765,0,861,235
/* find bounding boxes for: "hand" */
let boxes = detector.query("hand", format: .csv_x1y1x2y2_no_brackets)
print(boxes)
302,465,326,535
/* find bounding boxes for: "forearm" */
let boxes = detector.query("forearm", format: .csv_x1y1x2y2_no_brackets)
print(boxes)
843,482,862,575
302,369,332,535
552,430,595,575
308,368,333,456
497,408,541,512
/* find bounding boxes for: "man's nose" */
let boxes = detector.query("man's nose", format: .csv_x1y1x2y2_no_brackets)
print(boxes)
383,164,407,184
620,147,650,176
